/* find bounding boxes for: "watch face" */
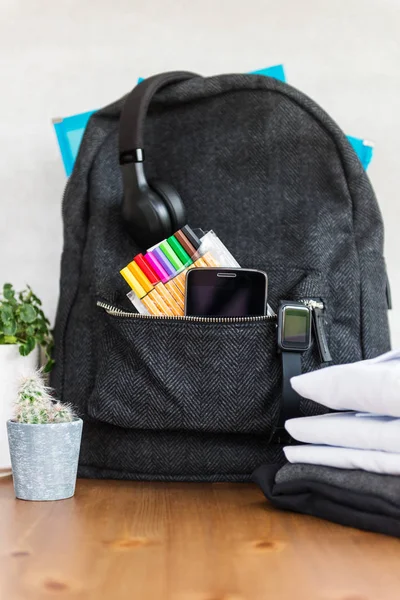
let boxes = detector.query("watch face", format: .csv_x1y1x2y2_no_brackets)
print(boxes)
280,305,311,351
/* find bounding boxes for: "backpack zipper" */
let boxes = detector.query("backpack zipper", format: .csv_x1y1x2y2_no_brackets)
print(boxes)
97,299,325,325
97,301,276,323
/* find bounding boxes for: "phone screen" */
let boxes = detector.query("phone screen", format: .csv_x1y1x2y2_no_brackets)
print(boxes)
185,269,267,317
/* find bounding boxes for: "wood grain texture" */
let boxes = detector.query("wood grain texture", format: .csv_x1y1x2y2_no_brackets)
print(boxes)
1,476,400,600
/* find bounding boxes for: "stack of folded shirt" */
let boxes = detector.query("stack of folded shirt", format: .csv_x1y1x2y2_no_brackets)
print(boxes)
254,349,400,538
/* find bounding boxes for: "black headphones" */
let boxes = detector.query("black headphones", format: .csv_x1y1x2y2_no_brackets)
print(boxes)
119,71,198,248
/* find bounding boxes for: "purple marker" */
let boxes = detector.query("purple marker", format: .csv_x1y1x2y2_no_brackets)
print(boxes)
151,247,176,278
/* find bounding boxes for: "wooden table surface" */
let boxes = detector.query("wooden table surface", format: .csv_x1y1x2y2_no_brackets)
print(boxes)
1,475,400,600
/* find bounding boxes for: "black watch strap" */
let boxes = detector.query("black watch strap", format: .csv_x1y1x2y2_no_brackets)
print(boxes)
278,351,302,427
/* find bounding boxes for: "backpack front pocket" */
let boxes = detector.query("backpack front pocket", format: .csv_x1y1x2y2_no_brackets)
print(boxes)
89,269,330,436
88,307,281,436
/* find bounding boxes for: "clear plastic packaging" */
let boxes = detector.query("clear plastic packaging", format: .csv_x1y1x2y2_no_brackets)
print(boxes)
198,230,241,268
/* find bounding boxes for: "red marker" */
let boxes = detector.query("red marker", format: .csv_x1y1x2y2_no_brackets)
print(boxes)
134,254,159,285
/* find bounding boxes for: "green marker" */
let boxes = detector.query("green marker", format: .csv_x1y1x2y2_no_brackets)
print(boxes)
159,240,185,271
167,235,193,266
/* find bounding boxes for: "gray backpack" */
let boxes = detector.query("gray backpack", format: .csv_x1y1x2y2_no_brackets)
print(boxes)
52,72,391,482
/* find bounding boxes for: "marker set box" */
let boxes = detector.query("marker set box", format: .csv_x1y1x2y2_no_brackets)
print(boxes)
120,226,240,317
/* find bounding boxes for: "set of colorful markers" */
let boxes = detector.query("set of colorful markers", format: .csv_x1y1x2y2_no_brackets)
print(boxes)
120,225,239,317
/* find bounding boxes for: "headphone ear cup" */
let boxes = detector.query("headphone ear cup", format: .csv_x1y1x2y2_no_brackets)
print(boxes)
150,180,186,234
122,187,172,248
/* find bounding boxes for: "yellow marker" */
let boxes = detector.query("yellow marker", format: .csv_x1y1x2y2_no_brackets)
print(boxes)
121,266,180,317
120,267,146,298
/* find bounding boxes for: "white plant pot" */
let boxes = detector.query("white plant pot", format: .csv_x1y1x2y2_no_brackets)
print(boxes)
0,345,39,470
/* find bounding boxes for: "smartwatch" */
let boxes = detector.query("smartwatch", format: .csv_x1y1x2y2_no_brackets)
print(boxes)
277,301,312,427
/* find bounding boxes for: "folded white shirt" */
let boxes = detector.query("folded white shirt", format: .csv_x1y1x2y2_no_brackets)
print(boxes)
285,412,400,453
284,444,400,476
291,348,400,417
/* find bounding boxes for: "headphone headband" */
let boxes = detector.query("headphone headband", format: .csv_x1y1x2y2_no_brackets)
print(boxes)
119,71,198,164
119,71,198,247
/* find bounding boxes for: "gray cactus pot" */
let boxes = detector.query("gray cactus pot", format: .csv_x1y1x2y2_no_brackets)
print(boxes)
7,418,83,501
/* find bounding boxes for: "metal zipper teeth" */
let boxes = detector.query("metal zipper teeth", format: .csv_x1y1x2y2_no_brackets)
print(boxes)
97,301,277,324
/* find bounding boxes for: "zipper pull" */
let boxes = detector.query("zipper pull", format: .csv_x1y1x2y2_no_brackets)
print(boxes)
301,300,332,364
312,305,332,364
386,275,392,310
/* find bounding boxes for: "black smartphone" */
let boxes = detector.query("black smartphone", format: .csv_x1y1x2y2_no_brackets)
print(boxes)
185,268,268,317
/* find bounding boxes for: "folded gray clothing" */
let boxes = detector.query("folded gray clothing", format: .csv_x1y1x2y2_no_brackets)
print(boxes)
253,463,400,538
276,463,400,506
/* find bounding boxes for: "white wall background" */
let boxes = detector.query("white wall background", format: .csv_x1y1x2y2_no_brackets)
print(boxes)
1,0,400,346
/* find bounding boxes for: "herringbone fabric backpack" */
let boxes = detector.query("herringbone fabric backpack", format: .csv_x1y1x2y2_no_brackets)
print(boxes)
52,72,391,481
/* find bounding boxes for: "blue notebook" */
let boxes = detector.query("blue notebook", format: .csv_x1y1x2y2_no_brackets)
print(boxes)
53,111,96,178
53,65,373,176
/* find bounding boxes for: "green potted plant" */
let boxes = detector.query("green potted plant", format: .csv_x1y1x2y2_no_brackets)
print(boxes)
0,283,54,470
7,371,83,501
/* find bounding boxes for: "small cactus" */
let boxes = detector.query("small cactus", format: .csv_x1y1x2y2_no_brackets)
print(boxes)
14,371,75,424
51,401,75,424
